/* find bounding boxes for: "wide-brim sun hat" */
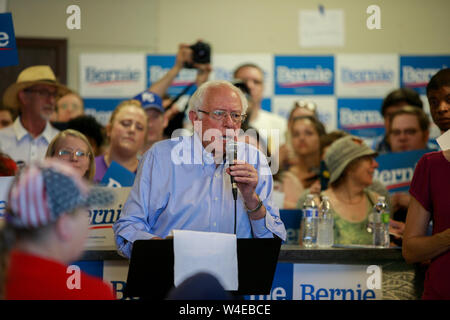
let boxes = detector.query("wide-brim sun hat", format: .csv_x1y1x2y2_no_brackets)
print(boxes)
6,159,115,229
324,135,378,185
3,65,71,110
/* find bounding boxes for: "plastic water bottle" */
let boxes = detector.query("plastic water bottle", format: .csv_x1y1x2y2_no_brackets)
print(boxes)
317,196,334,248
301,194,318,248
370,196,390,248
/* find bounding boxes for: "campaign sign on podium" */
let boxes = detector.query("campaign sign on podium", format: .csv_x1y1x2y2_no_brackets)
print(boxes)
100,161,136,187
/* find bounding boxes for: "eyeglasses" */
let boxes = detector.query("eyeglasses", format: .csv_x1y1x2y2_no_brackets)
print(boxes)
24,89,58,99
57,149,89,159
198,109,247,123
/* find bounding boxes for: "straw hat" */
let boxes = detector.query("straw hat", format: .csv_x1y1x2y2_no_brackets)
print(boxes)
324,135,378,184
2,65,71,109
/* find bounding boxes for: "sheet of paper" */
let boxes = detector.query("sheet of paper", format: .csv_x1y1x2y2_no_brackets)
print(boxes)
173,230,238,291
299,9,345,48
436,129,450,150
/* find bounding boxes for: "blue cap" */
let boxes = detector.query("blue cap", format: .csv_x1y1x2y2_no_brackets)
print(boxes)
133,91,164,113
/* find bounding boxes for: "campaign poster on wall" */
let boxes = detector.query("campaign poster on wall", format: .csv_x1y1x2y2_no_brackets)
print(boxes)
274,55,334,95
337,98,384,137
79,53,146,98
374,149,430,194
272,95,337,132
336,54,399,98
400,55,450,95
0,12,19,67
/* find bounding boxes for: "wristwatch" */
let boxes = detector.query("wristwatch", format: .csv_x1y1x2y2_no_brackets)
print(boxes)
245,195,263,213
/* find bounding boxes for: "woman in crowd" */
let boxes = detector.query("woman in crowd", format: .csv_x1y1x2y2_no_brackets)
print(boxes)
0,159,115,299
46,129,95,181
299,135,380,245
94,100,148,183
279,100,319,171
279,115,325,208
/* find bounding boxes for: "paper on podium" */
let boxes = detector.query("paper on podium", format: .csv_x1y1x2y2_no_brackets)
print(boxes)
173,230,238,290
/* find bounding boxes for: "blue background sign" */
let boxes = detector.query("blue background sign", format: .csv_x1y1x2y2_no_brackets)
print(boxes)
400,56,450,95
100,161,136,187
274,56,334,95
0,13,19,67
337,98,384,137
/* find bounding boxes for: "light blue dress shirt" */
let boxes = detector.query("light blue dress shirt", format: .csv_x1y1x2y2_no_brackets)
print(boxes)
113,133,286,258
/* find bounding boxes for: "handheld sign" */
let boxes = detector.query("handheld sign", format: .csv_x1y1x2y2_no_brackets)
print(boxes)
100,161,136,187
0,13,19,67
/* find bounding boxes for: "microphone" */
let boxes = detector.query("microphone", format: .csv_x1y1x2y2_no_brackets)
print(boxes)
225,140,238,201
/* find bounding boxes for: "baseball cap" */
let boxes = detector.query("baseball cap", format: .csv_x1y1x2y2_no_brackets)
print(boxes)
133,91,164,113
6,159,115,228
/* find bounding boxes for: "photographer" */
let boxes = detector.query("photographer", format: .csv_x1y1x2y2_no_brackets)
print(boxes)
149,42,212,137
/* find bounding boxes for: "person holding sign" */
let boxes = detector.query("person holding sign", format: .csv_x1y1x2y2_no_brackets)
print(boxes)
113,80,286,258
94,100,148,184
402,68,450,300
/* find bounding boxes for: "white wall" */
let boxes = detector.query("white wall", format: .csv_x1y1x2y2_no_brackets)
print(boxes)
7,0,450,90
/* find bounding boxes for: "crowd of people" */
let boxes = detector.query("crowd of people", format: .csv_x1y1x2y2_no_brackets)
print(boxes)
0,48,449,300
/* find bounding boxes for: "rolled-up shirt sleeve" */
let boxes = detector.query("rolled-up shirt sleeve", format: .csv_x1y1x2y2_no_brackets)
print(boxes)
113,150,167,258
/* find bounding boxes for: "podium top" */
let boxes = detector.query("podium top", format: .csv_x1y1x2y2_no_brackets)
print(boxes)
125,237,282,299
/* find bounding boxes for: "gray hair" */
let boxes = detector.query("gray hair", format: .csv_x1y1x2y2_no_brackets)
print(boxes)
188,80,248,116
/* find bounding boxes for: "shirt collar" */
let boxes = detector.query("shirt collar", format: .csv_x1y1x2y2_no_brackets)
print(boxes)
13,117,56,143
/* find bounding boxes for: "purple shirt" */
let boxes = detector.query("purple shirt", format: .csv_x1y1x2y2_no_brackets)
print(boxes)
94,155,108,183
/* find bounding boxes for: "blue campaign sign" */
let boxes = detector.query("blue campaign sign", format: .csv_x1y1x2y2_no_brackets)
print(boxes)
100,161,136,187
337,98,384,137
0,13,19,67
400,56,450,95
373,149,430,194
274,56,334,95
147,55,198,96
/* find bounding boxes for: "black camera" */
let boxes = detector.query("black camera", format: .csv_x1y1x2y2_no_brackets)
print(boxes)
184,41,211,69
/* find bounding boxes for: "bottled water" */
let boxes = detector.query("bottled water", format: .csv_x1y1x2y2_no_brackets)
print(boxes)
369,196,390,248
317,196,334,248
301,194,318,248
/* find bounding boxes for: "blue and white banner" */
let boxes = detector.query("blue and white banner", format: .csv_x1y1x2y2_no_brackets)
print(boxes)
337,98,384,137
374,149,430,194
0,12,19,67
336,54,399,98
100,161,136,188
274,56,334,95
400,55,450,95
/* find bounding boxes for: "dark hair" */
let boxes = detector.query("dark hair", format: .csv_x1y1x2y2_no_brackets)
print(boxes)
381,88,423,117
66,115,105,151
291,115,326,137
319,130,348,157
426,68,450,95
388,105,430,132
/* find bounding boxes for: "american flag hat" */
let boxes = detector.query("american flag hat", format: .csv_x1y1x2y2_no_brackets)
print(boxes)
6,159,115,228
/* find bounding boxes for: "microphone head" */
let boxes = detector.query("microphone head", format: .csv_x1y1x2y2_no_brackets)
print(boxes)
225,140,238,165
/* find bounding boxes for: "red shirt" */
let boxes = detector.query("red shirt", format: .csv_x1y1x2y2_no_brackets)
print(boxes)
409,151,450,300
5,250,115,300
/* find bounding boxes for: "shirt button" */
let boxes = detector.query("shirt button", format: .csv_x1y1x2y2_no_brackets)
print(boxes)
215,173,220,178
213,222,217,227
214,197,218,201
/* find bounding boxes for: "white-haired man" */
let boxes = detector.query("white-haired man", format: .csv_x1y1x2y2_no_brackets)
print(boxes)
114,80,286,258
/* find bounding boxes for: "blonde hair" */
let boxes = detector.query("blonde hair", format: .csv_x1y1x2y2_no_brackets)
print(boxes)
46,129,96,181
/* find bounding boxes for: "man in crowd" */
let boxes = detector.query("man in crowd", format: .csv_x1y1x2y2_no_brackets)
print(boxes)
374,87,424,153
0,65,70,166
113,80,286,258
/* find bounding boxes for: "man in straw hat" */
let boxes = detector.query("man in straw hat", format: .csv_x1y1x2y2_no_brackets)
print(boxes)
0,65,71,166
